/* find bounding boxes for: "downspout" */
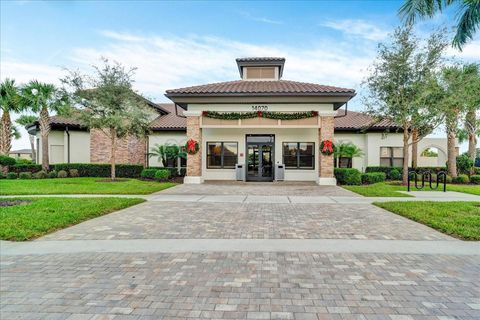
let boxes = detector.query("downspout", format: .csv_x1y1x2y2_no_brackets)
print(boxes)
66,126,71,163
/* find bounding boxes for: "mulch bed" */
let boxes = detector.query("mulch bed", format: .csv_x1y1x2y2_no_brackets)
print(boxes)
0,200,31,207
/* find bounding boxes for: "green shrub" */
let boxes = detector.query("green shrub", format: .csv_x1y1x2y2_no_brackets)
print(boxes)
141,168,158,179
0,172,6,179
9,164,42,173
6,172,17,179
470,175,480,185
365,167,402,179
19,172,32,179
361,172,386,184
57,170,68,178
48,170,57,178
54,163,143,178
33,170,48,179
148,167,181,178
69,169,79,177
154,169,170,182
0,155,16,166
456,154,474,175
389,169,401,180
15,158,33,164
445,175,453,183
334,168,361,185
452,174,470,184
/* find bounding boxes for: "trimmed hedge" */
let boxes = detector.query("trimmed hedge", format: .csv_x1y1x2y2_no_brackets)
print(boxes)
0,155,16,166
53,163,144,178
9,164,42,174
19,172,32,179
141,168,158,179
155,169,170,181
334,168,361,185
452,174,470,184
6,172,17,179
389,169,401,180
470,175,480,185
361,172,386,184
366,166,448,179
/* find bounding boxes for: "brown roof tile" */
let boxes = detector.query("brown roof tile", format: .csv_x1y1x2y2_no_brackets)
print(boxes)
334,110,401,131
149,104,186,130
166,80,355,96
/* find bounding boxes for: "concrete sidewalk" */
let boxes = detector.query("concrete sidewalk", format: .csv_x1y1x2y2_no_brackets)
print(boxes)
2,239,479,256
1,191,479,203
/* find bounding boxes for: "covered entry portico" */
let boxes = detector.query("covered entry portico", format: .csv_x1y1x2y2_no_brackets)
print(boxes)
165,57,355,185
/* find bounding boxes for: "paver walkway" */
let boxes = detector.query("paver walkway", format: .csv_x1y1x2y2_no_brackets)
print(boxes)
1,182,479,320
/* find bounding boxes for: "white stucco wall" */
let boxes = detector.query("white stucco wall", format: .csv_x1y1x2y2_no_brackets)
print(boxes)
202,128,319,181
148,132,187,167
36,130,90,164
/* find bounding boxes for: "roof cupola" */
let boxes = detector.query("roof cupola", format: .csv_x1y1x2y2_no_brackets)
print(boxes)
236,57,285,81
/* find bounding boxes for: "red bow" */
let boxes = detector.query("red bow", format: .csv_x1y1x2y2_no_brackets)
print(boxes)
257,111,263,117
322,140,333,153
186,139,197,153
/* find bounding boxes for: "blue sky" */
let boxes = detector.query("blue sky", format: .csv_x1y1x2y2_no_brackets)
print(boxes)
1,0,478,150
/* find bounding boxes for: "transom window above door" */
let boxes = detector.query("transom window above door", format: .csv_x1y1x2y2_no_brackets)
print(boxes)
207,142,238,169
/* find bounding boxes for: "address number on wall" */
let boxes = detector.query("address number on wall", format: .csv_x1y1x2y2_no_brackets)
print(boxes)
251,105,268,111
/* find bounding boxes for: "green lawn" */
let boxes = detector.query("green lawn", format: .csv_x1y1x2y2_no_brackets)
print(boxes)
374,201,480,240
0,177,176,195
343,182,480,197
0,197,145,241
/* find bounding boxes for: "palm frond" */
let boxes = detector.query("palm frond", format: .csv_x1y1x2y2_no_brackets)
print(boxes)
452,0,480,49
399,0,445,25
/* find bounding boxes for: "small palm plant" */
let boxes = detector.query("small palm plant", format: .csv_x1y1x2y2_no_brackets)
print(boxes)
334,142,364,168
149,143,185,167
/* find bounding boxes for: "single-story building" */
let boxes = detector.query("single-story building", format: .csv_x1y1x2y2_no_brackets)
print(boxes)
28,57,454,184
8,148,33,161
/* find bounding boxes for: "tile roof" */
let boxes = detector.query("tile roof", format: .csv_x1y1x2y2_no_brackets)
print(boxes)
149,104,186,130
334,110,401,131
49,115,85,128
236,57,285,62
166,80,355,96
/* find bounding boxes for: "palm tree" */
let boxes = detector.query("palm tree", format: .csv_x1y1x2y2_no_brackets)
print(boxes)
0,79,23,155
16,115,38,163
21,81,65,170
399,0,480,49
334,142,364,168
149,143,185,168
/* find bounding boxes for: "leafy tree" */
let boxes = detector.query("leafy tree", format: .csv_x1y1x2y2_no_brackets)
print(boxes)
363,27,447,185
20,81,67,171
62,58,151,180
0,79,23,155
399,0,480,49
16,115,38,162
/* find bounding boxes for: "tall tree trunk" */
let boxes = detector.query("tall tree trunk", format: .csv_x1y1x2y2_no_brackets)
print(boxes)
402,127,410,186
465,109,477,162
446,117,458,178
110,128,116,180
29,134,36,163
411,128,418,168
39,107,50,171
0,111,12,155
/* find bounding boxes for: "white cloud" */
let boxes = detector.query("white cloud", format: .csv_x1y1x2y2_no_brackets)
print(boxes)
446,39,480,60
239,11,283,25
0,61,64,85
321,19,390,41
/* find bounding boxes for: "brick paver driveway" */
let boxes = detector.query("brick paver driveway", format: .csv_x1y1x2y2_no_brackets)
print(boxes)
2,182,479,320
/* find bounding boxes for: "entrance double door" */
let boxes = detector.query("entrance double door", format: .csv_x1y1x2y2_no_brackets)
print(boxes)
246,135,274,181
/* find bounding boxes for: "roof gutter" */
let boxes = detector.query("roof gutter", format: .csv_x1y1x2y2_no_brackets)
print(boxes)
334,102,348,119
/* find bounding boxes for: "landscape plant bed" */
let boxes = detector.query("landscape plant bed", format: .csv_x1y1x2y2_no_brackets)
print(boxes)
0,197,145,241
374,201,480,240
0,177,176,195
343,182,480,197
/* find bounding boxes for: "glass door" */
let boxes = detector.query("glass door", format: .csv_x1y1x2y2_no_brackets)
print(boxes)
246,135,274,182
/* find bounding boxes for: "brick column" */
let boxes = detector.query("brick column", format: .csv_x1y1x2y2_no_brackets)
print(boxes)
318,116,336,185
185,115,203,184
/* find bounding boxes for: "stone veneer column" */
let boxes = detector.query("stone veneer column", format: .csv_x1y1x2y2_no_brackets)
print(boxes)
184,114,203,184
318,116,336,185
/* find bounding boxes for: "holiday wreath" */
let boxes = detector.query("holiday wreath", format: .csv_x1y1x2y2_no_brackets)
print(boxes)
320,140,335,155
185,138,200,155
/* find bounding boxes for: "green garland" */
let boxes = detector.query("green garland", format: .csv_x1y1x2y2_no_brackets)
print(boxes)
202,110,318,120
